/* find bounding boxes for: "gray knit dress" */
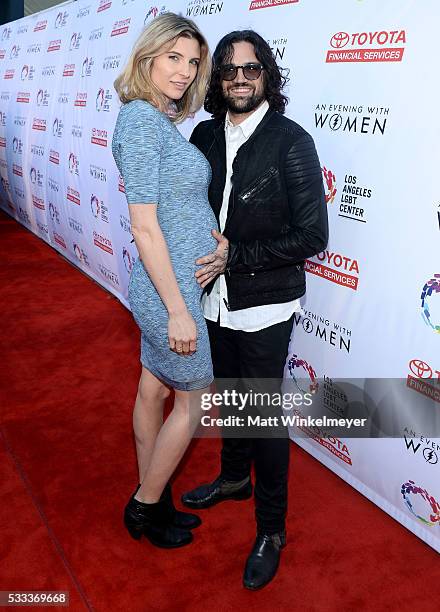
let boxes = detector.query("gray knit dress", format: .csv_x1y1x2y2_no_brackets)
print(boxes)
112,100,218,390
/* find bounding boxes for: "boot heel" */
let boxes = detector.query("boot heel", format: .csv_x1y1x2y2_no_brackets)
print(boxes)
124,492,193,548
125,522,143,540
124,501,145,540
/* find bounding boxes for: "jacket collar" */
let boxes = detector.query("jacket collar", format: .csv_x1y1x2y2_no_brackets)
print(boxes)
213,105,275,151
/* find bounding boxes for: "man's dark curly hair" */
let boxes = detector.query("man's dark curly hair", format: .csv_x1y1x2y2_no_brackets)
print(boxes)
204,30,289,118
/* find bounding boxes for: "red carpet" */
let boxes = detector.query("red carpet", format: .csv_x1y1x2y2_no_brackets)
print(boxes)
1,209,439,611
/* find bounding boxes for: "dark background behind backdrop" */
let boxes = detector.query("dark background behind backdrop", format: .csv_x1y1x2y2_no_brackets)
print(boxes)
0,1,24,26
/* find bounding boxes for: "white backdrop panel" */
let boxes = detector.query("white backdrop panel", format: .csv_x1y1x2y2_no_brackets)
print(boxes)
0,0,439,553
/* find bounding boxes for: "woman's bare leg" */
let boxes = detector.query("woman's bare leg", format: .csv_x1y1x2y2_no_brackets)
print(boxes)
135,386,206,503
133,367,171,484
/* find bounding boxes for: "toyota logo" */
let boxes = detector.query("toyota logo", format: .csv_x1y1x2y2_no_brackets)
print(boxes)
409,359,433,379
330,32,350,48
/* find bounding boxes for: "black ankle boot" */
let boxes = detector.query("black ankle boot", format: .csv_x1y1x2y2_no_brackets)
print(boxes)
124,492,193,548
161,483,201,529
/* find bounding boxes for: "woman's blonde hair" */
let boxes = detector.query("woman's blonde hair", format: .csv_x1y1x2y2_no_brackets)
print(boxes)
114,13,211,123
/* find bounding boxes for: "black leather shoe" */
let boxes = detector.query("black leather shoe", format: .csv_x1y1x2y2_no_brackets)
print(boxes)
181,476,252,509
124,493,193,548
161,483,201,529
243,532,286,590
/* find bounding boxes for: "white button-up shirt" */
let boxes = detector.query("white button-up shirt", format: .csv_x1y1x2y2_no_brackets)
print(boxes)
202,100,301,331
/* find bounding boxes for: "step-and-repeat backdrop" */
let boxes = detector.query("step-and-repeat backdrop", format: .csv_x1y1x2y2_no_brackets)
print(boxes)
0,0,439,552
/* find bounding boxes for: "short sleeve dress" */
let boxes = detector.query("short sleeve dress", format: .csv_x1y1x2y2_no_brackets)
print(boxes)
112,100,218,391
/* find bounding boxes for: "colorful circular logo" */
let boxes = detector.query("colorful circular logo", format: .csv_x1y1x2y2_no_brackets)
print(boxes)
68,153,77,173
322,167,337,204
401,480,440,527
123,247,133,273
287,354,318,394
73,243,83,262
82,57,90,77
421,275,440,334
90,195,100,218
144,6,167,25
96,88,105,111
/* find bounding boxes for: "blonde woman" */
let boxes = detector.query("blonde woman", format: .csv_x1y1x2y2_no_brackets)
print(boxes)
112,13,220,548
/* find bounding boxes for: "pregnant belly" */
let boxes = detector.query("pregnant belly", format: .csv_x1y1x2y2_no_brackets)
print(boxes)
164,224,218,262
133,230,217,298
170,236,217,281
159,203,218,253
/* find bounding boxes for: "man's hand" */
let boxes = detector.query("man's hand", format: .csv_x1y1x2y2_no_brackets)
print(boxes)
195,229,229,288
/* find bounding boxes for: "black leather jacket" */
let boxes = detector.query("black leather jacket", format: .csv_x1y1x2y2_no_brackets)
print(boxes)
190,107,329,311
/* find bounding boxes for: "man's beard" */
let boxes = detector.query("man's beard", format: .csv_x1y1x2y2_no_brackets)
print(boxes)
223,84,265,114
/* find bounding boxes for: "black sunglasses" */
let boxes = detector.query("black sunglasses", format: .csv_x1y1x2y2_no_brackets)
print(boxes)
218,62,264,81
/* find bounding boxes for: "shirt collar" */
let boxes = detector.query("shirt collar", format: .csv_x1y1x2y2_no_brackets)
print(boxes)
225,100,270,139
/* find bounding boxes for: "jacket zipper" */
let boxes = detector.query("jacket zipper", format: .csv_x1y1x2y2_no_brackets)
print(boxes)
240,167,277,202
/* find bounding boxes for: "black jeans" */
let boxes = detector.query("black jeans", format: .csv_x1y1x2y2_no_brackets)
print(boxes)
206,316,294,535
